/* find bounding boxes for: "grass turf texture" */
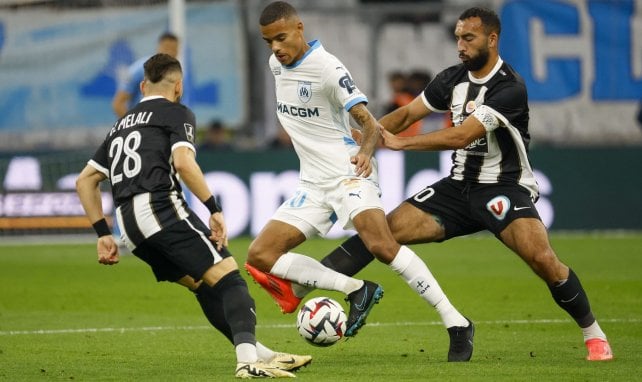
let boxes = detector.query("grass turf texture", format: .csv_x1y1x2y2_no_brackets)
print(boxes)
1,233,640,381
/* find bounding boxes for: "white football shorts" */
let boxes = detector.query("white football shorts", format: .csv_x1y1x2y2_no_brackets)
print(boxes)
272,177,384,238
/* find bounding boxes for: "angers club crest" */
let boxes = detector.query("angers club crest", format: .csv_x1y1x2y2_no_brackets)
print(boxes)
298,81,312,103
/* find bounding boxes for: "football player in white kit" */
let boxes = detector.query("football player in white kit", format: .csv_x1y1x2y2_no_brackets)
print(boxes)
245,1,472,351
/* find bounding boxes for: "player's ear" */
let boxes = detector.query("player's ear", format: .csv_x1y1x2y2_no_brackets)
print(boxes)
140,80,146,95
488,32,498,48
175,79,183,101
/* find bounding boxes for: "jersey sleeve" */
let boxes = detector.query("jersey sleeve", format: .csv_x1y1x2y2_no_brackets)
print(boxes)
476,82,527,131
322,64,368,112
88,139,110,178
165,104,197,153
421,70,451,112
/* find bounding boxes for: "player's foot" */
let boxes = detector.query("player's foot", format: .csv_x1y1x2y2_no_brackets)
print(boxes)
235,362,296,378
265,352,312,372
585,338,613,361
245,262,302,314
344,280,384,337
447,318,474,362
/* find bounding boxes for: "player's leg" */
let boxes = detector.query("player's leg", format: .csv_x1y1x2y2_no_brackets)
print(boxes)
150,218,296,378
177,271,311,372
499,217,613,361
246,219,370,321
353,202,473,361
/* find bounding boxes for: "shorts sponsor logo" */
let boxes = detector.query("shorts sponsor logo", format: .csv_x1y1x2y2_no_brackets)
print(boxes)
486,195,510,220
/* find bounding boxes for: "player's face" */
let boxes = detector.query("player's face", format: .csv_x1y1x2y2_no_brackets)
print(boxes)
455,17,495,72
261,17,307,66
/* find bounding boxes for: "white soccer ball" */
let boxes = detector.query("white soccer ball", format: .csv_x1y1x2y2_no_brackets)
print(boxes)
296,297,347,347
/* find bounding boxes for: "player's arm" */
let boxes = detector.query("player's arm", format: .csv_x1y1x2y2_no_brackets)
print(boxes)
172,146,227,249
379,95,433,134
76,164,119,265
381,113,486,151
111,90,131,118
348,102,380,177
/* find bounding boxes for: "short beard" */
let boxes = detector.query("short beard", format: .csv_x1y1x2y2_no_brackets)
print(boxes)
463,48,489,72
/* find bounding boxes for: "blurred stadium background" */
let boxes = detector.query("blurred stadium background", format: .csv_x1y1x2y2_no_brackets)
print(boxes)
0,0,641,237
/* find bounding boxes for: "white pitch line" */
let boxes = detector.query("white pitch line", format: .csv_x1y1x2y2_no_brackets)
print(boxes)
1,318,639,336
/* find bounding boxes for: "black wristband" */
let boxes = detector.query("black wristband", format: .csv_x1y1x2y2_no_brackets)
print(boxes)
92,218,111,237
204,195,222,214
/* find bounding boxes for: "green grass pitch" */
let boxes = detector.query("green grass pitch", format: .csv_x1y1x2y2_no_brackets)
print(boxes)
1,233,641,381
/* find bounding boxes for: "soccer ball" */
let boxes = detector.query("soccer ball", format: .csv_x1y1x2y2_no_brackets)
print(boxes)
296,297,347,347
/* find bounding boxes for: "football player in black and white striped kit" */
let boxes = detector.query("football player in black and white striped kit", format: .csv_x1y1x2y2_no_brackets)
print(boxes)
315,7,613,362
76,53,309,378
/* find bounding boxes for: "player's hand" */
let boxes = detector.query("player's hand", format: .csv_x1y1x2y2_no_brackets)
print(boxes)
350,153,373,178
209,212,229,251
97,235,119,265
380,127,405,151
350,128,363,145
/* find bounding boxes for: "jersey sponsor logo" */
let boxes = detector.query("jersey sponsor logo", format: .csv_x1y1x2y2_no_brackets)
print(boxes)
486,195,510,220
297,81,312,103
338,73,356,94
184,123,195,143
276,102,320,118
464,137,488,153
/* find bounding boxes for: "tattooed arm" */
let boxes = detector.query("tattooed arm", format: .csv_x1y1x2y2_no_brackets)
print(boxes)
348,102,382,177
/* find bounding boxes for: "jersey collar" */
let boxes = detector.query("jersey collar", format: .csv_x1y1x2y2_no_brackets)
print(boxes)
284,40,321,69
140,95,166,102
467,56,504,84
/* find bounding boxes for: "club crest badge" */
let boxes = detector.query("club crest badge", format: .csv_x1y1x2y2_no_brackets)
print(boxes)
486,195,510,220
298,81,312,103
465,100,476,114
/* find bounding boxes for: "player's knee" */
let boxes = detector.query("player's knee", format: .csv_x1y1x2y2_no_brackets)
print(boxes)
527,249,562,281
363,238,398,263
246,239,273,270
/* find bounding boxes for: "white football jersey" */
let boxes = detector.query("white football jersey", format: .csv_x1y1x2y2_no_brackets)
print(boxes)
269,40,378,185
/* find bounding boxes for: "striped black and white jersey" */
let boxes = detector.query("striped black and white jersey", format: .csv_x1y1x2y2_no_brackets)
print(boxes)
87,96,197,246
421,58,539,199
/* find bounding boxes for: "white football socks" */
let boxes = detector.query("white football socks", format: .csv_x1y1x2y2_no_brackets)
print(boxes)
256,342,275,362
235,343,258,363
270,252,364,295
389,245,468,328
582,320,607,342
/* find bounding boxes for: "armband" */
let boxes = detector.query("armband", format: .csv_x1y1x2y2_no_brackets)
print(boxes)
204,195,222,214
92,218,111,237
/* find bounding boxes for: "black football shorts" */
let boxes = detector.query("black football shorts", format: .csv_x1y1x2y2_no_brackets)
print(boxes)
132,213,232,282
406,177,541,240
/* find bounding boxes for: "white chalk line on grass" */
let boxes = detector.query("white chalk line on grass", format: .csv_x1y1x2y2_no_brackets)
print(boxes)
1,318,639,336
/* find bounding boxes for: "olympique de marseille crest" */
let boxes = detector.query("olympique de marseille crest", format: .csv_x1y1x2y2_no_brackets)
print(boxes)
297,81,312,103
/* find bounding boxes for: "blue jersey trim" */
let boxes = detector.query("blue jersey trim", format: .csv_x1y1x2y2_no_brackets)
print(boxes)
344,97,368,112
285,40,321,69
